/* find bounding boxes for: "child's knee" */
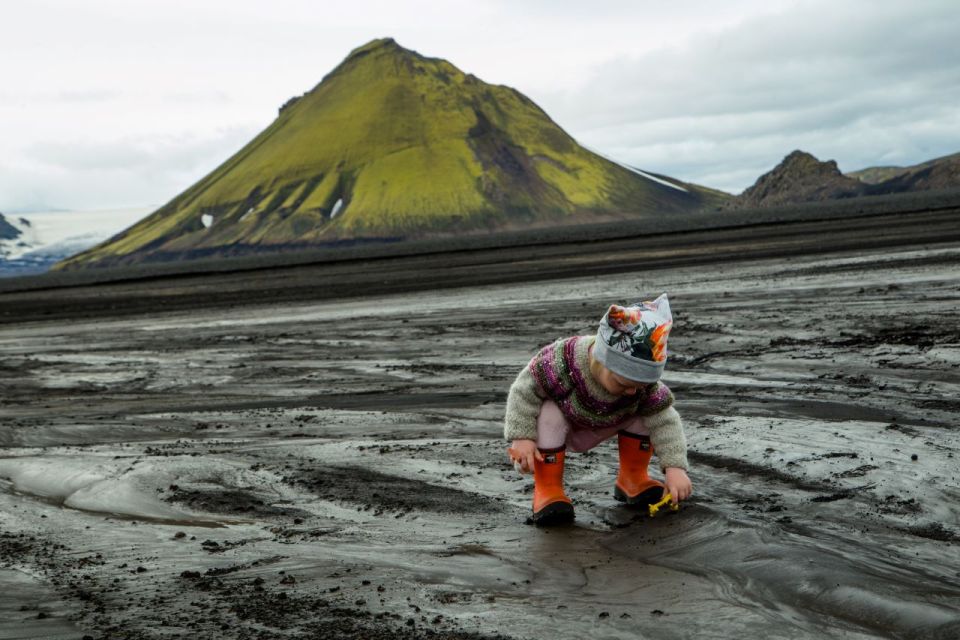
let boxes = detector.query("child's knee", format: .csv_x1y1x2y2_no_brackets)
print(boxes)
619,415,650,436
536,400,570,448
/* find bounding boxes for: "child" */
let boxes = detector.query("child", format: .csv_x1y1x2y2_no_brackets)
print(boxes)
504,294,691,525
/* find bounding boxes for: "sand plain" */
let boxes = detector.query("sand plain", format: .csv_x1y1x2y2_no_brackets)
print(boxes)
1,204,959,639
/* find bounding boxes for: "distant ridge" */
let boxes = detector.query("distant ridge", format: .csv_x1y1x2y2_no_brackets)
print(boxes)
736,150,866,208
850,152,960,192
0,213,20,241
731,149,960,208
58,38,726,270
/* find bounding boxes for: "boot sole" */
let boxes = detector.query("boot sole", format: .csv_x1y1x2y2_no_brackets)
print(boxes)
614,485,665,507
532,501,575,526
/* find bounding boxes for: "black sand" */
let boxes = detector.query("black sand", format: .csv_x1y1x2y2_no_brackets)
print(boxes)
1,196,959,639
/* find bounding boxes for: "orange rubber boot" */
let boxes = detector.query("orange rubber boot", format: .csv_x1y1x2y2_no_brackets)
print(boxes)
614,431,666,506
532,447,574,526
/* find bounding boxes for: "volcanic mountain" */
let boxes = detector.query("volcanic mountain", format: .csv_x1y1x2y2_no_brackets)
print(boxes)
733,149,960,209
735,150,867,209
58,38,726,270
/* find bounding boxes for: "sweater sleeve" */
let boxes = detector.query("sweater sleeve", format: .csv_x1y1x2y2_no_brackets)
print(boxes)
644,406,688,471
503,366,545,441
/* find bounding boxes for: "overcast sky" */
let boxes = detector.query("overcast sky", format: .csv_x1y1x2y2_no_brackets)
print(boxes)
1,0,958,212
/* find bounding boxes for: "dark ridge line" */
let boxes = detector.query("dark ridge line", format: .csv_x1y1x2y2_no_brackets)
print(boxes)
3,188,960,295
2,207,958,325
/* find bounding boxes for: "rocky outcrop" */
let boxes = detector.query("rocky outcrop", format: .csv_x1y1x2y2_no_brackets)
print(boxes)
736,150,867,208
734,150,960,210
0,213,22,241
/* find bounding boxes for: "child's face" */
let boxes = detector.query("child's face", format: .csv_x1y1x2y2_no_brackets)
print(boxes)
597,367,648,396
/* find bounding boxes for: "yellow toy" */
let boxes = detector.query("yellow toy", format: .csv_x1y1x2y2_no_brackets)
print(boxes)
648,493,680,517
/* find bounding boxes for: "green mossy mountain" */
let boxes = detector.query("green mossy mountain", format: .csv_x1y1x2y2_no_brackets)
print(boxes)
59,38,726,269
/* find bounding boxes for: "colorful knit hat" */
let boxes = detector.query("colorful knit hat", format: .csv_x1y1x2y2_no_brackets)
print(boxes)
593,293,673,382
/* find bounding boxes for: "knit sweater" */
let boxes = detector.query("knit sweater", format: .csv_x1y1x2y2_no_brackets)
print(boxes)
504,335,688,470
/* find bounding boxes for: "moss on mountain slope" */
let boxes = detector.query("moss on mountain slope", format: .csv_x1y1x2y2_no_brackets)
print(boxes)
59,38,725,269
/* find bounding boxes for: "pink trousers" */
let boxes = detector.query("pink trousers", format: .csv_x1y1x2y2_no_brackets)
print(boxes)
536,400,650,452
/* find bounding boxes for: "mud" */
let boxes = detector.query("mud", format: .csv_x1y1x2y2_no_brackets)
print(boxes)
284,464,506,516
1,211,959,639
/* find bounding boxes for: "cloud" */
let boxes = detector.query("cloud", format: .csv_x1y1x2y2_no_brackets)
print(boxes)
2,0,958,207
0,89,120,105
24,129,250,172
1,127,258,211
542,0,960,192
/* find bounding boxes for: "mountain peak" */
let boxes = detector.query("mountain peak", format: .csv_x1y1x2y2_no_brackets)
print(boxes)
778,150,843,177
57,39,721,270
342,37,433,67
317,37,438,88
348,37,401,57
738,150,864,208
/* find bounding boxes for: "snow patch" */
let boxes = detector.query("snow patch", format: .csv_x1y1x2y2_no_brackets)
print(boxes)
330,198,344,218
0,207,153,276
0,217,35,259
585,146,689,192
626,166,689,192
201,214,214,228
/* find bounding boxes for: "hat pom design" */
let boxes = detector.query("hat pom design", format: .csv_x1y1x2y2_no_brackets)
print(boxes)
603,294,672,363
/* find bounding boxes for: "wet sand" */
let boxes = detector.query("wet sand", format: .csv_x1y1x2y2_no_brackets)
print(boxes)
1,206,960,639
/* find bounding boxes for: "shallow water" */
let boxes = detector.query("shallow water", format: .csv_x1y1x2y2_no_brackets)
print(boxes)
1,242,959,638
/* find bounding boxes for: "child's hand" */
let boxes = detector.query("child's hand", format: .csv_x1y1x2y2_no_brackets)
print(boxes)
507,439,543,474
664,467,692,505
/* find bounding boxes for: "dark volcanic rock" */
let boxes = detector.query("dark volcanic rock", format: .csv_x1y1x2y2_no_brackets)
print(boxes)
736,150,867,208
0,213,21,241
734,149,960,210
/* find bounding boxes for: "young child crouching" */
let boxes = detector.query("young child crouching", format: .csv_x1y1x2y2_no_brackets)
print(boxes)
504,294,692,525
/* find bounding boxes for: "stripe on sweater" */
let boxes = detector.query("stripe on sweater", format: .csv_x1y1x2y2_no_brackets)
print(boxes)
529,336,673,430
